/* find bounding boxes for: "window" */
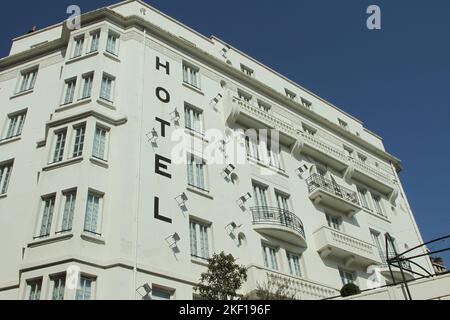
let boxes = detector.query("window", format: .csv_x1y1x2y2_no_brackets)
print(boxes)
357,153,367,163
257,100,271,112
357,186,371,210
18,68,38,93
81,73,94,99
106,32,119,55
152,287,173,300
60,191,76,233
187,154,206,190
262,244,278,270
266,142,281,169
287,252,302,277
4,111,26,139
189,220,210,260
370,230,385,263
285,89,297,101
52,130,67,163
84,192,102,235
182,63,200,88
253,183,268,207
338,119,349,130
27,279,42,300
344,146,354,158
92,126,108,160
326,213,342,231
245,135,260,160
300,97,312,109
371,193,385,217
240,64,254,76
63,78,77,104
339,268,356,285
275,192,290,212
72,36,85,58
72,125,86,158
89,31,100,52
302,124,316,136
51,275,66,300
184,104,203,134
0,162,13,194
238,90,252,103
38,196,56,238
245,132,282,169
100,74,115,102
76,276,94,300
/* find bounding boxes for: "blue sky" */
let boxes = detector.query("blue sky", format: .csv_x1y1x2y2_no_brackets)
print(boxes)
1,0,449,266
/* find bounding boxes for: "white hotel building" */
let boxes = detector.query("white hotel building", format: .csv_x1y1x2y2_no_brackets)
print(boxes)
0,0,434,300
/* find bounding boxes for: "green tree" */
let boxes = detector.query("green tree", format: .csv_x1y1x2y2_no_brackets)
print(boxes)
340,283,361,297
195,252,248,300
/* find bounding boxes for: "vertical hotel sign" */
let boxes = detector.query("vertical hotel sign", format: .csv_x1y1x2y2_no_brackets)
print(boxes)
152,56,174,224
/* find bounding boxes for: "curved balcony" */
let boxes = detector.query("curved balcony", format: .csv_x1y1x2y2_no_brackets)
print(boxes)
251,207,307,247
306,174,361,216
379,252,415,282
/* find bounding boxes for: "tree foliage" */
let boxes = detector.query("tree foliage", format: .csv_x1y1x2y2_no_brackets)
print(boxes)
246,281,296,300
340,283,361,297
195,252,248,300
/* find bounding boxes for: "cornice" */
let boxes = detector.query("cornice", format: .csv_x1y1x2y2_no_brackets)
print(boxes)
0,7,402,171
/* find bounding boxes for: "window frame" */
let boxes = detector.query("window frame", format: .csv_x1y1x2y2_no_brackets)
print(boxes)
92,124,110,161
72,35,85,58
182,61,200,89
106,31,120,56
189,219,211,261
83,189,104,236
262,243,279,271
186,153,208,192
17,67,38,93
36,194,57,238
2,109,27,140
184,103,204,135
80,72,94,100
100,73,116,102
0,160,14,195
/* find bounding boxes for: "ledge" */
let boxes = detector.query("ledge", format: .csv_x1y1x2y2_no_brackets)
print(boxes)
97,98,116,110
191,257,209,267
186,185,214,200
184,128,208,143
103,51,120,62
0,193,7,200
27,233,74,248
182,82,204,95
365,208,391,223
55,98,92,113
42,156,83,171
0,136,21,146
90,157,109,168
248,157,288,178
65,51,99,64
81,232,106,245
10,89,33,100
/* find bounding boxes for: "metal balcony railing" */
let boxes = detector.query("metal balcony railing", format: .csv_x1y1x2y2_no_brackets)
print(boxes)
250,206,305,239
306,173,360,206
380,251,413,272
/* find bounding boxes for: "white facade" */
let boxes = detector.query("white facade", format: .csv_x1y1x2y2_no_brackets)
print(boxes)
0,0,433,300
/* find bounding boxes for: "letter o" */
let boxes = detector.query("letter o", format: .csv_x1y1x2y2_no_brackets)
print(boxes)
156,87,170,103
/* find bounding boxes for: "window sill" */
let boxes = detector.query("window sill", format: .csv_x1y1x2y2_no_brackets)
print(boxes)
10,89,34,100
90,156,109,168
0,135,21,146
81,232,105,245
56,98,92,112
182,82,204,95
28,233,74,248
43,156,83,171
366,209,391,223
66,51,99,64
191,256,209,267
184,128,208,143
0,193,7,200
187,185,213,200
247,156,288,178
97,98,116,110
104,51,120,62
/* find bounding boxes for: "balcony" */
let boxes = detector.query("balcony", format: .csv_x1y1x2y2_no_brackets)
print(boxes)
306,174,361,216
295,132,349,172
379,252,415,282
224,94,298,145
314,226,380,267
251,207,307,247
244,264,339,300
346,158,396,195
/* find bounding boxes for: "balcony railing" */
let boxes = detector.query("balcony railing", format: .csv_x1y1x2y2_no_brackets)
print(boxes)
306,174,360,206
300,132,349,164
380,251,412,272
245,265,339,300
251,206,305,240
351,158,395,187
